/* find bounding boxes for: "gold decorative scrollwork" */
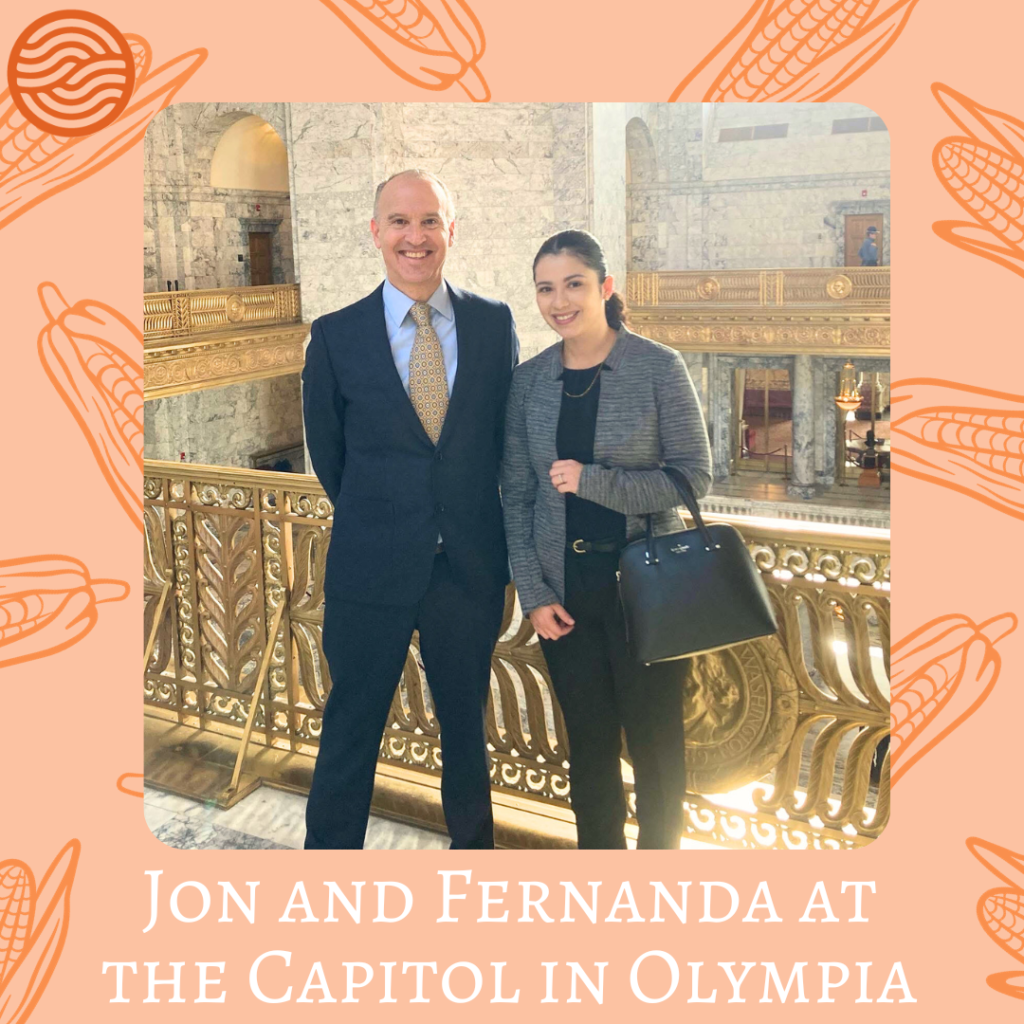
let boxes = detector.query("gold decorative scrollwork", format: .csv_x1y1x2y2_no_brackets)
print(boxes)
194,512,262,693
143,462,890,848
144,284,301,341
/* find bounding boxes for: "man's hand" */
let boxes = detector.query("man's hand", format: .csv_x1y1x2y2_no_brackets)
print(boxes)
549,459,583,494
529,604,576,640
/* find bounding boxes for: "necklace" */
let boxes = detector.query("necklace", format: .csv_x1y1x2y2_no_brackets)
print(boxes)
562,361,605,398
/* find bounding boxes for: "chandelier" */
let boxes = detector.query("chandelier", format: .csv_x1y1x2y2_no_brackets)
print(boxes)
834,361,861,412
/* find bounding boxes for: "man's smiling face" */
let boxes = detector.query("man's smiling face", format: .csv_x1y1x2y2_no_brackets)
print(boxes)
371,173,454,301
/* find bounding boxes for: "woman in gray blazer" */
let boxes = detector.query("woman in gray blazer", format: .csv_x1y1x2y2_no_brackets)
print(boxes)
502,230,713,850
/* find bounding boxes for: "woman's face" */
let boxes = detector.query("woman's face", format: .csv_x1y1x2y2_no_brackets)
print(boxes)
534,252,613,341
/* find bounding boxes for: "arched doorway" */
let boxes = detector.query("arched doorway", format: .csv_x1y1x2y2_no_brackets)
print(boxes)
208,115,289,287
210,114,289,192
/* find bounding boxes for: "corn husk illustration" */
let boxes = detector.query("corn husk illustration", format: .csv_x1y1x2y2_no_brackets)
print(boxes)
37,283,143,531
889,378,1024,521
968,837,1024,892
317,0,488,100
0,29,206,231
0,841,79,1024
889,612,1014,786
980,890,1024,965
932,85,1024,279
987,971,1024,1001
968,840,1024,1002
116,773,144,798
0,555,128,669
670,0,917,102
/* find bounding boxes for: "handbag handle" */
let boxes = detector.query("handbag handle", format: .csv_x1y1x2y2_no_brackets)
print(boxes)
643,466,717,563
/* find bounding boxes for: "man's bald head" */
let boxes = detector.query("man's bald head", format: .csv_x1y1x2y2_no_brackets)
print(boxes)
373,169,455,223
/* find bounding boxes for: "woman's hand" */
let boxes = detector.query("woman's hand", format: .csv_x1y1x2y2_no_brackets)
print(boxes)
549,459,583,494
529,603,576,640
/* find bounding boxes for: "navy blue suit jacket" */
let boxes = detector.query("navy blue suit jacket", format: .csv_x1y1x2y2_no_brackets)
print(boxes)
302,281,519,605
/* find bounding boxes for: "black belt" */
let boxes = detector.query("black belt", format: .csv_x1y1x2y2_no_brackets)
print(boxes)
569,538,622,555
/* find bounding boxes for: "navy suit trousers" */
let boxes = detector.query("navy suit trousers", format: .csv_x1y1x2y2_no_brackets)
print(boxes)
304,554,505,850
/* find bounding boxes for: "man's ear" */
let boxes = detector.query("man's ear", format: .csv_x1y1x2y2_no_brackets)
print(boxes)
370,218,382,250
447,219,456,247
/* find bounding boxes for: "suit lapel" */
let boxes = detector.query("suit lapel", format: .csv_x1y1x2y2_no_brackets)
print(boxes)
593,370,629,461
530,346,563,468
362,283,434,448
593,333,631,462
437,283,476,448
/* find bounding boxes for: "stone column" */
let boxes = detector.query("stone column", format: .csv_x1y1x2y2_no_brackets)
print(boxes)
788,354,816,498
708,354,732,484
817,357,836,485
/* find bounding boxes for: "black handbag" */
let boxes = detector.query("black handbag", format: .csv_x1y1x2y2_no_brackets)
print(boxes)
617,467,778,665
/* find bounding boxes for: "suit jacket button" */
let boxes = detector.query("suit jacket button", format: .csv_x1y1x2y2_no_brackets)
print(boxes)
435,503,445,514
435,450,443,461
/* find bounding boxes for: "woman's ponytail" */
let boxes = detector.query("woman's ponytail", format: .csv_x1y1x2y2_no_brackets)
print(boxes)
604,290,626,329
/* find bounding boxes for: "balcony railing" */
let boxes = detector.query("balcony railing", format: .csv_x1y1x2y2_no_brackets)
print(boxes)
143,461,891,850
143,284,302,343
143,285,307,399
625,268,890,356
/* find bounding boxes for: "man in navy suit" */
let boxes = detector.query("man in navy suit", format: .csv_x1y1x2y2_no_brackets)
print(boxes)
301,169,518,849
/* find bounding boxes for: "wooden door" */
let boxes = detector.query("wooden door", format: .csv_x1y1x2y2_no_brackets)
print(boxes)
844,214,883,266
248,232,273,286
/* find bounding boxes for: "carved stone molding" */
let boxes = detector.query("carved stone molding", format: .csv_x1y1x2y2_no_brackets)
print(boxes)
626,268,890,355
144,323,308,399
630,315,890,356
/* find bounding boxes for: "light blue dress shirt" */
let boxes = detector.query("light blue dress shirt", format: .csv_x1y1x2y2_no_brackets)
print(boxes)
382,278,458,395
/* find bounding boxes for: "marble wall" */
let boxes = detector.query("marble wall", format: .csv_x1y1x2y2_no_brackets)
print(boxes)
287,102,627,360
626,102,890,270
144,103,295,292
142,103,888,518
590,104,628,295
144,375,303,468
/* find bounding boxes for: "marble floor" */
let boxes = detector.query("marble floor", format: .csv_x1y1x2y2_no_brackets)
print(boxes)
143,786,725,851
709,475,890,511
144,786,449,851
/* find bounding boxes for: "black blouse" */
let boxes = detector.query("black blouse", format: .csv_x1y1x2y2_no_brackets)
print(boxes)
556,366,627,545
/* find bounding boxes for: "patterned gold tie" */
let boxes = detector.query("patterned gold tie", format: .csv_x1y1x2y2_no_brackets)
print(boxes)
408,301,450,444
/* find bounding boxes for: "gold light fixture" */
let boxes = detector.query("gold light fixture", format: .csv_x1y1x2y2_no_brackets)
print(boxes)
834,361,861,412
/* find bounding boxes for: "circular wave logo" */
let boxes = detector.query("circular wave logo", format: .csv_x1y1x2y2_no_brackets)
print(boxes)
7,10,136,136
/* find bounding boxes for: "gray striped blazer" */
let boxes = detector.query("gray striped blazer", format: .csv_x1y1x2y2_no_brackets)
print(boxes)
501,327,713,614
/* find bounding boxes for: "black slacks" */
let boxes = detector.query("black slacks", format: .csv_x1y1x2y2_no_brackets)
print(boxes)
540,550,688,850
304,553,505,850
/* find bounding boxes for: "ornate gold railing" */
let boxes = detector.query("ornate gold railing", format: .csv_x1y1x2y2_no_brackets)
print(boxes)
143,285,307,400
143,461,890,850
625,268,890,356
143,284,301,343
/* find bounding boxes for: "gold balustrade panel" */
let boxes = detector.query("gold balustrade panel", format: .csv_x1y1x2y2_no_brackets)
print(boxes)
143,285,307,399
144,284,302,342
143,461,890,850
626,268,890,356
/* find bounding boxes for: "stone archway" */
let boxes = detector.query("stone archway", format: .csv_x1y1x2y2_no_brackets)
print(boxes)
210,114,289,192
